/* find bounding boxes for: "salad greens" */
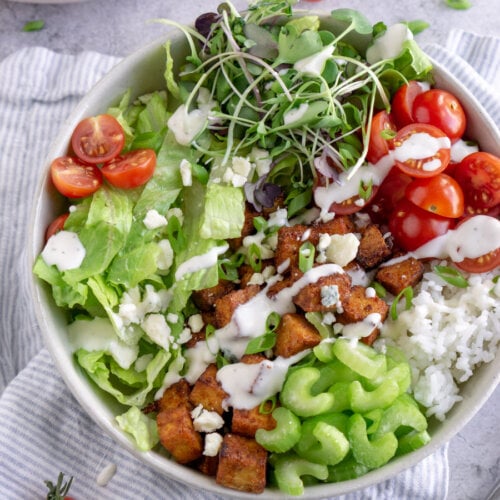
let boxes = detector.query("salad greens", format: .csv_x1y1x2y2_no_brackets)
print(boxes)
34,0,435,493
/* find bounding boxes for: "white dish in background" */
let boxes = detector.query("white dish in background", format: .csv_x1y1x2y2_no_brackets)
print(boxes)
29,14,500,499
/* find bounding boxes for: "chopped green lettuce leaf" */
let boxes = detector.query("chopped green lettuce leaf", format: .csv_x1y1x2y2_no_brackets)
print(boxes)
116,406,159,451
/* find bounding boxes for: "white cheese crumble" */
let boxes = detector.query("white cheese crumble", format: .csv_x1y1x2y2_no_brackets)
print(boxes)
141,313,172,351
204,433,223,457
157,239,174,271
143,209,168,230
41,230,86,271
325,233,360,267
321,284,340,307
179,159,193,187
188,314,204,333
191,405,225,432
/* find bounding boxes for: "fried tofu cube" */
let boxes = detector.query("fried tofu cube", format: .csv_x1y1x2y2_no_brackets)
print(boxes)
232,400,276,438
356,224,392,269
274,224,310,269
214,284,261,328
240,353,267,365
312,214,355,237
158,379,192,412
216,434,268,493
157,406,203,464
375,257,424,295
274,313,322,358
192,280,236,312
228,203,259,251
293,273,352,312
189,364,228,416
337,285,389,324
198,455,219,476
266,268,303,297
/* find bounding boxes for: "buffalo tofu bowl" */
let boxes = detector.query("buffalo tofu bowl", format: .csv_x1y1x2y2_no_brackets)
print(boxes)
29,2,500,498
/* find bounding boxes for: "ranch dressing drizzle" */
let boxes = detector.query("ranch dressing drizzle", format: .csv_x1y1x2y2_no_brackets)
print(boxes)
215,263,344,359
175,243,229,281
41,230,86,271
313,132,451,217
341,313,382,340
217,350,310,410
410,215,500,262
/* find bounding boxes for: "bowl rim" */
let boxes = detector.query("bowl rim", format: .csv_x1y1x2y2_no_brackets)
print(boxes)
28,26,500,499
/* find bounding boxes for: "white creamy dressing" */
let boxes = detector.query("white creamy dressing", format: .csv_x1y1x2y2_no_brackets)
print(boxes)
294,44,334,77
313,132,451,216
366,23,413,64
175,243,229,281
450,139,479,163
215,263,344,359
41,230,86,271
167,104,207,146
216,350,310,409
96,463,117,487
410,215,500,262
341,313,382,340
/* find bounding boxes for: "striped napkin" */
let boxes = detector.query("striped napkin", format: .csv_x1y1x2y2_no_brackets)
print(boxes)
0,30,498,499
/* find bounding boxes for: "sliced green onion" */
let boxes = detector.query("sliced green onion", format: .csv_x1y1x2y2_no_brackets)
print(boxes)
259,396,277,414
444,0,472,9
371,282,387,298
23,20,45,32
433,265,469,288
253,216,268,233
245,332,276,354
299,241,315,273
380,129,397,140
216,352,230,369
390,286,414,320
266,311,281,332
358,178,373,201
247,243,263,272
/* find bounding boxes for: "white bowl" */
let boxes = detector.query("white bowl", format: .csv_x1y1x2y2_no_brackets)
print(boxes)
29,17,500,499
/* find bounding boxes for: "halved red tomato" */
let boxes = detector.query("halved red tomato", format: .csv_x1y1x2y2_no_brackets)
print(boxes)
45,213,69,241
393,123,451,178
391,80,424,128
366,110,397,164
389,198,455,251
71,114,125,165
412,89,466,143
454,216,500,273
405,173,464,218
101,149,157,189
453,152,500,214
328,187,379,215
50,156,103,198
366,167,412,224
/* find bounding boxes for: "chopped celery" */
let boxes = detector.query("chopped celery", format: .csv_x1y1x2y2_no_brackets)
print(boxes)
349,379,401,413
271,454,328,496
255,407,301,453
327,456,371,482
348,414,398,469
396,430,431,455
280,367,334,417
328,382,352,413
332,339,386,379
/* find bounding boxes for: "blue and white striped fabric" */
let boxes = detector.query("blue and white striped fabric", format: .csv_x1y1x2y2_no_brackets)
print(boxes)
0,30,498,499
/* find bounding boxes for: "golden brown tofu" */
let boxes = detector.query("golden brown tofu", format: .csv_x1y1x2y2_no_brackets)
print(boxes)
360,329,380,347
293,273,352,312
192,280,236,312
274,313,322,358
375,257,424,295
157,379,192,413
157,406,203,464
232,401,276,438
266,268,303,297
214,285,261,328
337,285,389,324
216,434,268,493
240,353,267,365
274,224,310,269
313,214,355,236
189,364,228,416
356,224,392,269
228,203,259,251
198,455,219,476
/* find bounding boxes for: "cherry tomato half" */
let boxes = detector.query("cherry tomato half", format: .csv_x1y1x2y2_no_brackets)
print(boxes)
101,149,157,189
454,217,500,273
366,167,412,224
328,187,379,215
453,152,500,214
71,114,125,165
391,80,424,129
366,110,397,164
50,156,103,198
405,173,464,218
389,198,455,251
393,123,451,178
45,213,70,242
412,89,466,143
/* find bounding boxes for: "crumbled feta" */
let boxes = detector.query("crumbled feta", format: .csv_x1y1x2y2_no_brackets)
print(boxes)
179,159,193,187
323,312,335,325
178,327,193,345
204,433,223,457
141,313,172,351
248,272,265,286
191,405,225,432
250,147,272,176
267,208,288,229
167,313,178,324
325,233,360,267
166,207,184,225
143,209,168,230
232,156,252,177
157,239,174,271
41,231,86,271
134,353,154,372
188,314,204,333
